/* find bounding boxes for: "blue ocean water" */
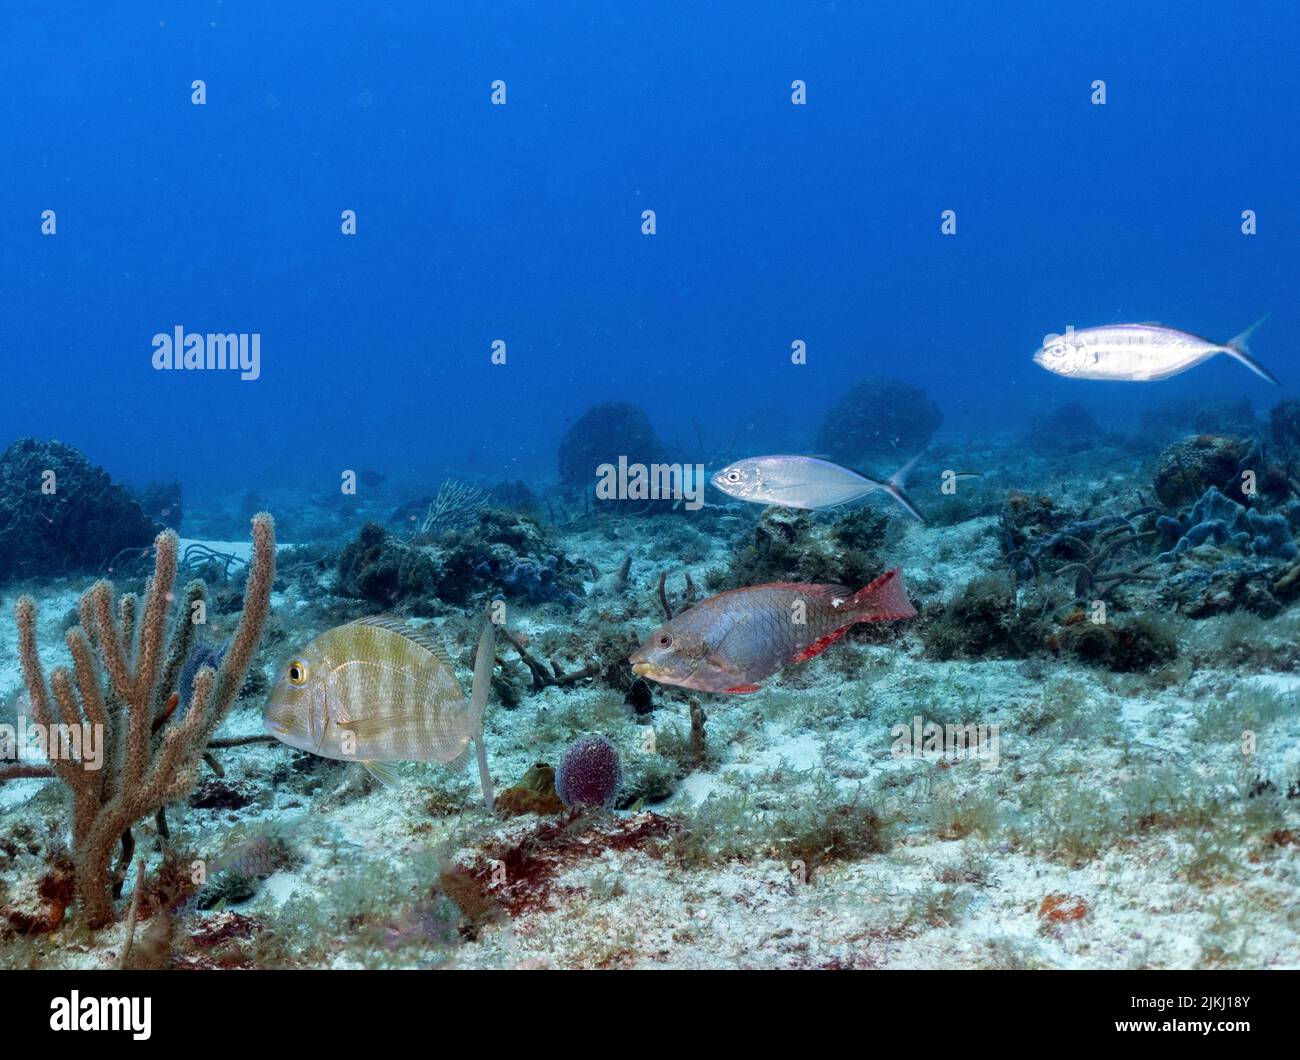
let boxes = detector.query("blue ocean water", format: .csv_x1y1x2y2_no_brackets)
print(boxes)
2,2,1295,502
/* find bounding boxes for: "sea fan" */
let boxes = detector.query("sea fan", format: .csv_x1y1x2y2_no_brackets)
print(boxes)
420,479,487,538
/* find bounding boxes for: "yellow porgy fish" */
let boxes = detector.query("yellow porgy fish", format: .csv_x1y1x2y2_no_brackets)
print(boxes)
263,614,497,808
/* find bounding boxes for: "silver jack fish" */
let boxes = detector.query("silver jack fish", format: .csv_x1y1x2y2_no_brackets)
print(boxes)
264,613,497,809
712,454,927,522
1032,318,1276,385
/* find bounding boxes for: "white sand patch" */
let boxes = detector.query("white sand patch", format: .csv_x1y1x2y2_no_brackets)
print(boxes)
678,771,722,805
177,537,298,563
0,585,81,700
177,538,255,562
893,515,1002,602
0,777,45,812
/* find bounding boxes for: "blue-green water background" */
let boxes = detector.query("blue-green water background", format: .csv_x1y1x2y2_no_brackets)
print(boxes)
2,2,1296,501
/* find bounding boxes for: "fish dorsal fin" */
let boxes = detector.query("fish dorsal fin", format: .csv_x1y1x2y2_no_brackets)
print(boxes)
342,713,430,737
350,615,459,672
820,586,855,608
740,581,853,603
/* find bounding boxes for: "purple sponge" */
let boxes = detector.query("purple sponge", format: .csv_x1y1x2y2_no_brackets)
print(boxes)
555,734,623,810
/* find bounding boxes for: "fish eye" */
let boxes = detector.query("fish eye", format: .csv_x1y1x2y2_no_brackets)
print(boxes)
724,470,742,483
287,660,308,686
656,633,673,649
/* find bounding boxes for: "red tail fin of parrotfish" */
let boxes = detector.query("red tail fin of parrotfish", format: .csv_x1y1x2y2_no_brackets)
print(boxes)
791,569,917,665
850,568,917,622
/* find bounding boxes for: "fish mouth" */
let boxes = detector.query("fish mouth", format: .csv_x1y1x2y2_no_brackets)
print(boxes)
632,661,673,681
632,661,689,688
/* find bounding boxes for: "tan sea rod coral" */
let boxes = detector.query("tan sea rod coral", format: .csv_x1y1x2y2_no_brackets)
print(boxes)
13,514,275,928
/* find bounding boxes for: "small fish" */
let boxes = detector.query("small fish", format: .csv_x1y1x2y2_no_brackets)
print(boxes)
629,568,916,693
208,834,292,879
712,454,926,521
1033,318,1277,385
264,613,497,808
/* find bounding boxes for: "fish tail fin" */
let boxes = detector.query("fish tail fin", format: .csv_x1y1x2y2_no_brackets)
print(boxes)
1223,315,1278,385
882,453,927,522
469,607,497,812
850,567,917,622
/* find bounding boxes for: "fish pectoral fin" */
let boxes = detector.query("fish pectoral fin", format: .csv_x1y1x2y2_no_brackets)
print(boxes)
704,636,753,679
698,616,756,687
700,612,743,674
704,650,745,677
361,761,404,789
338,714,424,738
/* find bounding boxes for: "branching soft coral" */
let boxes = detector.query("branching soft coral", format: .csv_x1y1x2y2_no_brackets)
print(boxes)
14,514,275,928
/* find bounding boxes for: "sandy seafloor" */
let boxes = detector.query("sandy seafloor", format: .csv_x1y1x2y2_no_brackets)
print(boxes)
2,457,1300,970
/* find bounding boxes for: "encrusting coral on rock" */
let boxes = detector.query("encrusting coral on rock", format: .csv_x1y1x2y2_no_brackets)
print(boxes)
557,400,660,490
813,376,942,464
11,514,275,928
338,511,584,612
1152,434,1251,507
0,438,162,583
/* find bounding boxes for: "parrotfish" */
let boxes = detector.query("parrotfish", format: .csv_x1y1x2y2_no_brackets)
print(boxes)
1032,318,1276,385
629,568,916,693
712,454,927,521
264,614,497,808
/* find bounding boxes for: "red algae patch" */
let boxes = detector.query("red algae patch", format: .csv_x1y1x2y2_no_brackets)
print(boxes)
467,812,677,917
